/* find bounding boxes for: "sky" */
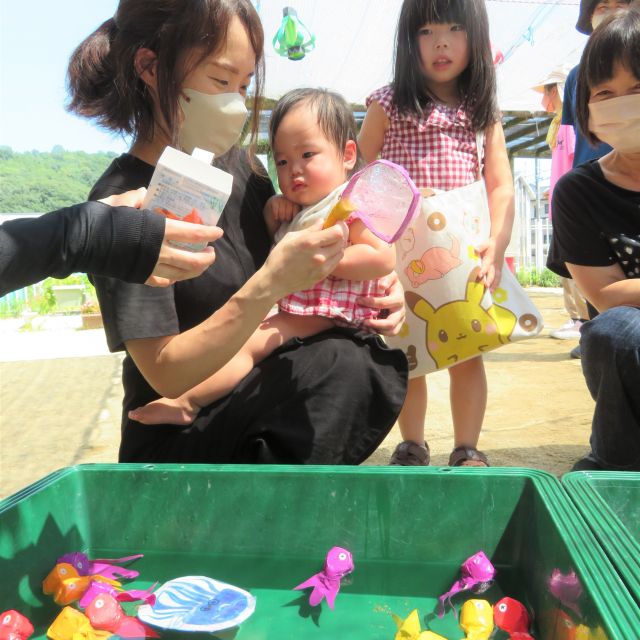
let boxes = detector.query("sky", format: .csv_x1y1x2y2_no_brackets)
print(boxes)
0,0,124,153
0,0,583,154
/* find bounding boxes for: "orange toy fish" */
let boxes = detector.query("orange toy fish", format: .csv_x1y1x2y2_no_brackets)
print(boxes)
156,207,204,225
43,563,121,606
459,599,494,640
493,597,533,639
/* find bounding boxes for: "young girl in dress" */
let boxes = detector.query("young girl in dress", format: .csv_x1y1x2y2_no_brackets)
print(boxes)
130,88,397,425
359,0,515,466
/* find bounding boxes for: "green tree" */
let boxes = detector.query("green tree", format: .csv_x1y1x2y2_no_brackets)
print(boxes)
0,148,117,212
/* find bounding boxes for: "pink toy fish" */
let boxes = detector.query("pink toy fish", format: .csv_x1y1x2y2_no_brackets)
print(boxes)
493,597,534,639
86,593,159,638
437,551,496,617
57,552,143,581
548,568,583,617
78,580,156,609
294,546,354,609
0,610,34,640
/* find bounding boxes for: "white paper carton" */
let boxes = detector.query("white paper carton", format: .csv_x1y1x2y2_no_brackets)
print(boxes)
143,146,233,250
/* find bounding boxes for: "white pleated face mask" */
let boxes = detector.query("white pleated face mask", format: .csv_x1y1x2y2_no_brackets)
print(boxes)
178,89,249,156
588,94,640,153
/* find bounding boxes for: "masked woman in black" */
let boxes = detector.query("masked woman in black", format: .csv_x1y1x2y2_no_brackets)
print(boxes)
67,0,408,464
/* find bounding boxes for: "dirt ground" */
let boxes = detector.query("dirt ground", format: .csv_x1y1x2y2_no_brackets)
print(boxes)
0,289,593,500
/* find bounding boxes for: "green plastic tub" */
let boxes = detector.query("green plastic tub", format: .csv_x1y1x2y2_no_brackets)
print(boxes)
1,465,639,639
563,471,640,609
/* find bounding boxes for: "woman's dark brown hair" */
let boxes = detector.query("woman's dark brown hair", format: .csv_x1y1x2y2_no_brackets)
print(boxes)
66,0,264,150
392,0,499,131
576,6,640,145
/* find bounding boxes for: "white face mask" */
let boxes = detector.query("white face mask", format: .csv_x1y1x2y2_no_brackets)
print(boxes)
589,94,640,153
178,89,248,156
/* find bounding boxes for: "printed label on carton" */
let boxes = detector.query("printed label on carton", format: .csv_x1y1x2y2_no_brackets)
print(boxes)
143,146,233,251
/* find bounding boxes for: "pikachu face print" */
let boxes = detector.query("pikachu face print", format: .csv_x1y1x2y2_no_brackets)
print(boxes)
405,268,517,369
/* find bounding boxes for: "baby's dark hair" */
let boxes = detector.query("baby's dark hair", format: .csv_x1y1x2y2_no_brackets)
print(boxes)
269,88,361,165
576,7,640,145
392,0,499,131
66,0,264,148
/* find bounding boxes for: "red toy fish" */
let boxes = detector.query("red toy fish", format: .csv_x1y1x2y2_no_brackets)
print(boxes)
493,597,533,639
86,593,159,638
0,610,34,640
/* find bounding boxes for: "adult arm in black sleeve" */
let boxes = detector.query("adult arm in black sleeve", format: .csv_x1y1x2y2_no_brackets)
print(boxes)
0,201,164,296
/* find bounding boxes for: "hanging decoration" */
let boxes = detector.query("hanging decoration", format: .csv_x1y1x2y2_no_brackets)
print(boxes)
272,7,316,61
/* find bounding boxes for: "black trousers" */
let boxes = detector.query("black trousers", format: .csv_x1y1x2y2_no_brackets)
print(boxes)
118,329,408,465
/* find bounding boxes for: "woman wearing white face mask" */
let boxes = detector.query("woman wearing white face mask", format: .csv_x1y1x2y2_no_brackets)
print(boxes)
66,0,408,465
547,7,640,472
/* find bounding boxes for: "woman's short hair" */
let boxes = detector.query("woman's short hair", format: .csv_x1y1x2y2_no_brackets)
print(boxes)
392,0,499,131
269,88,362,169
67,0,264,149
576,6,640,144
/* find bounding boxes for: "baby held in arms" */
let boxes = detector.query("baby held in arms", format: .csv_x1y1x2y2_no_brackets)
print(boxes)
129,88,397,426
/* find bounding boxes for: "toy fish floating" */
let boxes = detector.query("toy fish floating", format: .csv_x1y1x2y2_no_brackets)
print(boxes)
543,607,577,640
437,551,496,617
43,563,121,606
575,623,608,640
322,160,420,244
137,575,256,634
294,546,354,609
391,609,447,639
47,607,112,640
57,552,143,581
460,599,494,640
0,610,34,640
86,593,159,638
78,580,157,609
548,568,583,617
493,597,533,639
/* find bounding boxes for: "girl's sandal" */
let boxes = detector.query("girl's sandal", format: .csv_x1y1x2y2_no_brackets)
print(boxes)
449,446,489,467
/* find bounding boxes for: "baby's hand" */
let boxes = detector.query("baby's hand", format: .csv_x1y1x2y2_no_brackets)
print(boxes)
476,237,504,291
266,194,301,224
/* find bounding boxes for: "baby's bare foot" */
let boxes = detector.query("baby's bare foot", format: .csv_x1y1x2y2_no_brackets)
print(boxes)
128,398,198,426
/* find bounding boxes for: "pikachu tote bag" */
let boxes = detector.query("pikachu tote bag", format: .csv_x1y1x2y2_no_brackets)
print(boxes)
387,179,543,377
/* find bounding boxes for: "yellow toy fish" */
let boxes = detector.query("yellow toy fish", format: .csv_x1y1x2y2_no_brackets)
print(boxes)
322,197,357,229
47,607,113,640
576,624,608,640
392,609,447,640
460,599,494,640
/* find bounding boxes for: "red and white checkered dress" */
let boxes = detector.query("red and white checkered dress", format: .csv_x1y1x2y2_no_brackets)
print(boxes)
366,85,478,190
279,273,386,329
278,211,386,329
